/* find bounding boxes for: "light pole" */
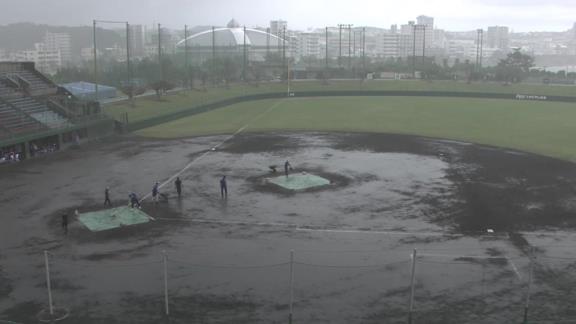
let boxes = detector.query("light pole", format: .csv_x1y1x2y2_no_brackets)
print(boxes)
476,29,484,72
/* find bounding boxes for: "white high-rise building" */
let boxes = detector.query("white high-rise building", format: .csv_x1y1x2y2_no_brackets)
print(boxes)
13,43,62,75
416,15,434,49
129,25,145,57
43,32,72,65
295,32,321,59
270,20,287,37
486,26,509,50
378,33,399,58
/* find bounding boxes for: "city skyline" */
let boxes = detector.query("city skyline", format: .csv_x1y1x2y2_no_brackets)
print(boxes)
1,0,575,33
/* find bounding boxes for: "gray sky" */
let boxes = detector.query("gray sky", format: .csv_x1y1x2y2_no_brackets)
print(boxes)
1,0,575,32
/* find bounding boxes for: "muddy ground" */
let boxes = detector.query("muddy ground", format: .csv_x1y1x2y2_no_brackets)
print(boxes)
2,132,576,323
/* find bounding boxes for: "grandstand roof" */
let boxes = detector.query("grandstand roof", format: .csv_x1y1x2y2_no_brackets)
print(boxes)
62,82,117,100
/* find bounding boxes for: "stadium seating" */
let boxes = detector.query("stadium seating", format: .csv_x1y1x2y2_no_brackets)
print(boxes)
6,97,69,129
14,70,55,92
0,101,43,135
0,63,79,139
0,82,15,97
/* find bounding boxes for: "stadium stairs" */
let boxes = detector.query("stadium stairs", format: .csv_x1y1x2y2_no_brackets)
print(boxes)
0,63,71,139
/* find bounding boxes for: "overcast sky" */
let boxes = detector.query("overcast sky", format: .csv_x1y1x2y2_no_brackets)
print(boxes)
1,0,575,32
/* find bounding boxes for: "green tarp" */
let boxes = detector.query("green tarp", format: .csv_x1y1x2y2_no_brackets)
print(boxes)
78,206,151,232
268,173,330,191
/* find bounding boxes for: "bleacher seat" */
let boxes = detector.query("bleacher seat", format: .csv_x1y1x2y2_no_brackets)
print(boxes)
0,82,15,97
0,70,55,93
0,101,43,135
6,97,70,129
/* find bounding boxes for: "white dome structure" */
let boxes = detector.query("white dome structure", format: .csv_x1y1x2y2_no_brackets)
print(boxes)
177,19,288,63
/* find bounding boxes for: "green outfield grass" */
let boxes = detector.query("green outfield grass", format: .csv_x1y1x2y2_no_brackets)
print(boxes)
136,96,576,161
105,80,576,123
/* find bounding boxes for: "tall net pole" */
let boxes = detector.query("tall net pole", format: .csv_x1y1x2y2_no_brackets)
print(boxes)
92,20,99,101
212,26,216,85
158,24,163,82
184,24,189,88
126,22,133,104
362,27,366,79
243,25,247,81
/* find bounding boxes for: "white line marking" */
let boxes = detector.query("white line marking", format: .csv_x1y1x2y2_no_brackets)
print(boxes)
506,257,522,280
140,100,283,202
419,253,508,260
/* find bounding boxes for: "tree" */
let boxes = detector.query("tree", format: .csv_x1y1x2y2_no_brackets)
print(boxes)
495,49,534,83
149,80,174,100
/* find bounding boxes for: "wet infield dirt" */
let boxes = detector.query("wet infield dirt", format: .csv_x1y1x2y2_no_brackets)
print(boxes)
2,132,576,323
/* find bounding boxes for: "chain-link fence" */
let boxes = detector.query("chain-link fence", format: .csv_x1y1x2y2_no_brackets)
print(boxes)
5,245,571,324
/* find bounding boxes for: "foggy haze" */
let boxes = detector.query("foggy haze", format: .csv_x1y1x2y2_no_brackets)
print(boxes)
1,0,575,31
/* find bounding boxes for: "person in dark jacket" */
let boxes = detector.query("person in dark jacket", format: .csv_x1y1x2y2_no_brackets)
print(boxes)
152,182,160,203
220,176,227,199
129,192,141,208
175,177,182,198
284,160,292,177
104,187,112,206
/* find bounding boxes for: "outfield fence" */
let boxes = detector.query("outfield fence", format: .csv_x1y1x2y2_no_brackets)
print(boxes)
16,245,576,323
122,90,576,133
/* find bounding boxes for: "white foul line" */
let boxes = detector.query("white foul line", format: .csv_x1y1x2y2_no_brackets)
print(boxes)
140,100,283,202
506,257,523,280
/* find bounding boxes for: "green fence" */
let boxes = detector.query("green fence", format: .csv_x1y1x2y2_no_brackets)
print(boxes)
125,90,576,132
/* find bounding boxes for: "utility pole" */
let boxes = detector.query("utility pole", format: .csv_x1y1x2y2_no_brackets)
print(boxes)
476,29,484,72
92,20,98,101
337,24,353,69
348,25,353,70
